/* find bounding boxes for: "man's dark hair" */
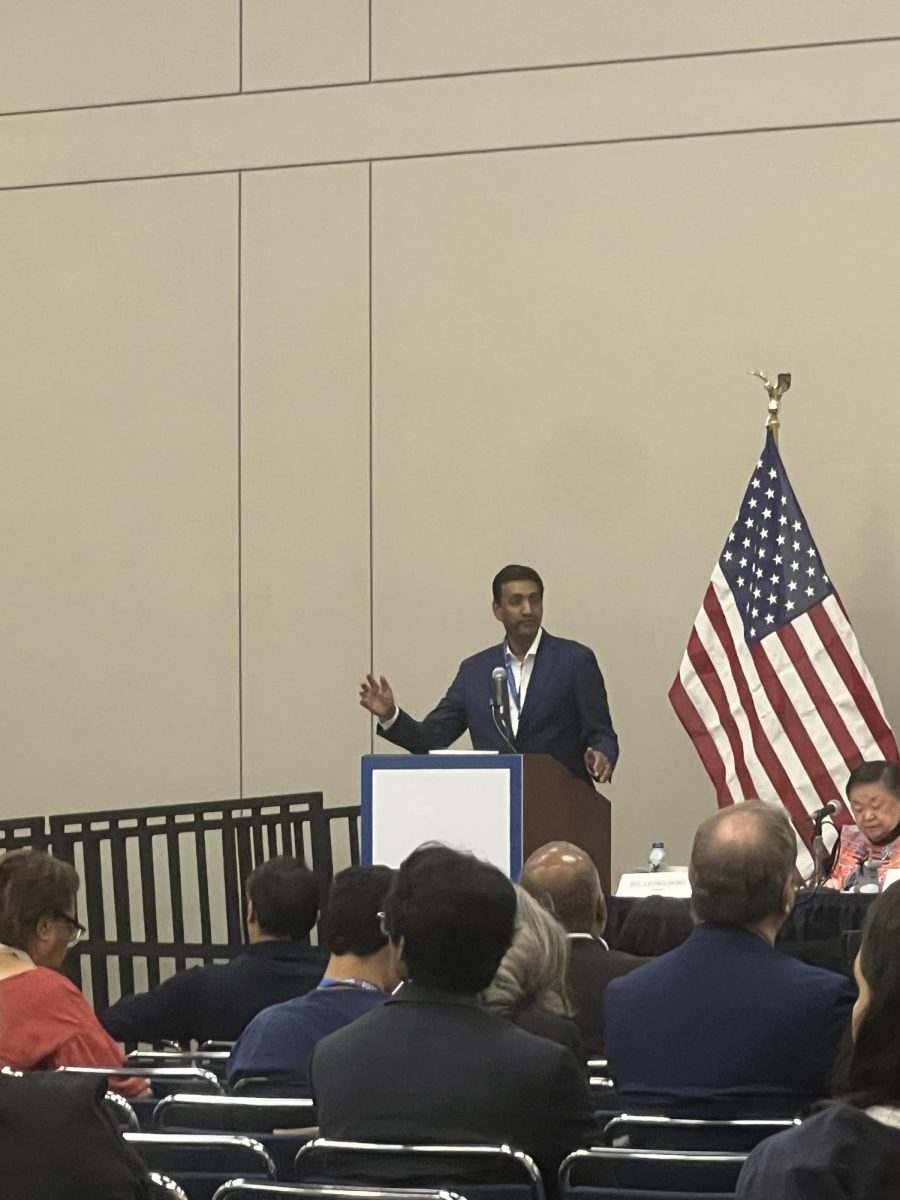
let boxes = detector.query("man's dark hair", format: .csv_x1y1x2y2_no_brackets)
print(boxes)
325,865,394,957
617,896,694,957
690,800,796,927
846,760,900,801
835,883,900,1107
384,843,516,993
491,565,544,604
246,855,320,941
0,850,79,951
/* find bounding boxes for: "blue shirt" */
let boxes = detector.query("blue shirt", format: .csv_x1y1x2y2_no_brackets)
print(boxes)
228,984,387,1091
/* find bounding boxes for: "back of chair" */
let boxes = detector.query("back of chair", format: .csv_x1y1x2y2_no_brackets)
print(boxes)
154,1093,318,1180
58,1064,225,1097
128,1049,232,1079
149,1172,192,1200
127,1132,276,1200
295,1138,544,1200
212,1184,464,1200
560,1146,747,1196
104,1089,140,1131
601,1115,799,1153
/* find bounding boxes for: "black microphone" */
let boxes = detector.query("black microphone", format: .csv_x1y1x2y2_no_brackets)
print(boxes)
490,666,508,713
490,667,517,753
811,799,841,821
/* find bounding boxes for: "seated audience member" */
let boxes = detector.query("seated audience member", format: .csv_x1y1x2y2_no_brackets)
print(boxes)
825,761,900,891
735,883,900,1199
102,855,323,1046
0,1067,151,1200
605,801,855,1117
520,841,645,1055
481,885,582,1055
228,865,398,1092
617,896,694,958
0,850,145,1098
311,844,596,1188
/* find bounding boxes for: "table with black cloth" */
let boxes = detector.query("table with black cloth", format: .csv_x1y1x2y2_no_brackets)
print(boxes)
605,890,875,978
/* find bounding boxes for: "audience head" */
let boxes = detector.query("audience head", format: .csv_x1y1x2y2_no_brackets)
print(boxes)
481,885,572,1018
383,843,516,994
245,855,320,943
835,883,900,1107
690,800,796,937
845,761,900,845
0,849,81,969
520,841,604,935
324,865,400,991
617,896,694,957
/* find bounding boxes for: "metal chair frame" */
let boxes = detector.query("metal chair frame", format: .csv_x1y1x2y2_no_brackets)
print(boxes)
212,1184,464,1200
153,1092,317,1131
149,1173,192,1200
125,1131,277,1177
295,1139,544,1200
601,1113,799,1146
560,1146,747,1193
104,1088,140,1130
58,1064,224,1093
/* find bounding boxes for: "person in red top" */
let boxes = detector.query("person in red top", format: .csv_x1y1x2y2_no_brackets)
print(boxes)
0,848,146,1098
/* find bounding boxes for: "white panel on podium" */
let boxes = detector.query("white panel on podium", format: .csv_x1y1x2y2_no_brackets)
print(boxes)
361,754,523,877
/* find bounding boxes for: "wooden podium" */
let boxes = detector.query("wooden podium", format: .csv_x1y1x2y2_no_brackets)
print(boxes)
361,753,610,895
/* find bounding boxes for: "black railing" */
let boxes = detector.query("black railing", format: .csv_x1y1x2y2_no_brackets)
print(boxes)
0,795,361,1012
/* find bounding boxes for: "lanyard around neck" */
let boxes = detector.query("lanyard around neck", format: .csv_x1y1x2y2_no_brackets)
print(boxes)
503,644,523,713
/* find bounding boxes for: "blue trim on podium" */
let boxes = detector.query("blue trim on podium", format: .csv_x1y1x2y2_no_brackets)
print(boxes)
361,754,523,877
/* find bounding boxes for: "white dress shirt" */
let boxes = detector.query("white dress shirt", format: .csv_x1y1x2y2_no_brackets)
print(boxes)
379,627,544,738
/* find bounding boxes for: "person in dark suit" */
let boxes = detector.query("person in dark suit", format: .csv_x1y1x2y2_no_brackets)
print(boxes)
310,844,597,1189
735,883,900,1199
101,856,325,1046
359,565,618,785
520,841,646,1055
605,801,856,1117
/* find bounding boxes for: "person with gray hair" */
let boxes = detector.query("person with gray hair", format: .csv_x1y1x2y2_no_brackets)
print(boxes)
481,885,582,1054
605,800,855,1116
520,841,645,1054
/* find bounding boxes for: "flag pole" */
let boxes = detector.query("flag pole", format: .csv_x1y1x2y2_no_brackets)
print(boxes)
747,370,792,447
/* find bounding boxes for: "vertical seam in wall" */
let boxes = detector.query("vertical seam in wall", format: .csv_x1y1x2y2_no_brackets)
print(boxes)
368,0,373,83
239,0,244,92
237,170,244,795
368,160,375,754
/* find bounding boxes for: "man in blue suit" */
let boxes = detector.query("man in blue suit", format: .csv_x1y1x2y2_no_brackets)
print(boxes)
359,565,618,784
604,800,855,1117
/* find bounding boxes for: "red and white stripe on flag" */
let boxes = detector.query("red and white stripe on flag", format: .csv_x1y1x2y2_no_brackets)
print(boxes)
669,432,897,871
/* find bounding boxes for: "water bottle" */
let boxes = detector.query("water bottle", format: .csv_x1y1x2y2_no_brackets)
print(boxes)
648,842,667,872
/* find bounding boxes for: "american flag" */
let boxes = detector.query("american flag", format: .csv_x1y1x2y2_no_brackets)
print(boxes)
670,430,897,868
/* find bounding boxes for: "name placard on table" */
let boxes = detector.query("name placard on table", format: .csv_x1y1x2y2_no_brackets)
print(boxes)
616,868,692,898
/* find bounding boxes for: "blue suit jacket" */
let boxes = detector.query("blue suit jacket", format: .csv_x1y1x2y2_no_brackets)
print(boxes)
377,630,618,783
604,923,855,1116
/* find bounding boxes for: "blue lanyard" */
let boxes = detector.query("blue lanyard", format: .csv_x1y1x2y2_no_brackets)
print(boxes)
503,644,522,714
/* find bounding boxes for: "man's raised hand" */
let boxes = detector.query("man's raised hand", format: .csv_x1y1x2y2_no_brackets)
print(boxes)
359,673,397,722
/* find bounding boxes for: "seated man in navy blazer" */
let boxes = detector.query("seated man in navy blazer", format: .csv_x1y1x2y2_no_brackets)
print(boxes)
359,564,618,785
604,801,855,1117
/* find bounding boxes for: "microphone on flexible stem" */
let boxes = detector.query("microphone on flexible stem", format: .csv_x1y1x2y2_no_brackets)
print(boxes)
490,666,517,754
809,799,842,889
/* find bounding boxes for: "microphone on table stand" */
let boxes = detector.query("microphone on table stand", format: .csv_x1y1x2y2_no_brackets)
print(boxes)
490,666,517,755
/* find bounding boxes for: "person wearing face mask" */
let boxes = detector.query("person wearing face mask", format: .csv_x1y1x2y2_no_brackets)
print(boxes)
736,882,900,1198
825,761,900,891
0,849,144,1097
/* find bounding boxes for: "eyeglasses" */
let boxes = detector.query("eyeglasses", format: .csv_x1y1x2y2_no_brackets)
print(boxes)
54,912,87,948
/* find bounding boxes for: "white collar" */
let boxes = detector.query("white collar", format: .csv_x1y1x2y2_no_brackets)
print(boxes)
0,945,34,965
866,1106,900,1130
506,627,543,663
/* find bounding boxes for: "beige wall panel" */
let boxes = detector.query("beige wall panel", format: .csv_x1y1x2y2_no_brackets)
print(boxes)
0,175,240,815
372,124,900,877
374,1,900,78
4,39,900,189
241,164,370,809
0,1,238,114
243,0,369,91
